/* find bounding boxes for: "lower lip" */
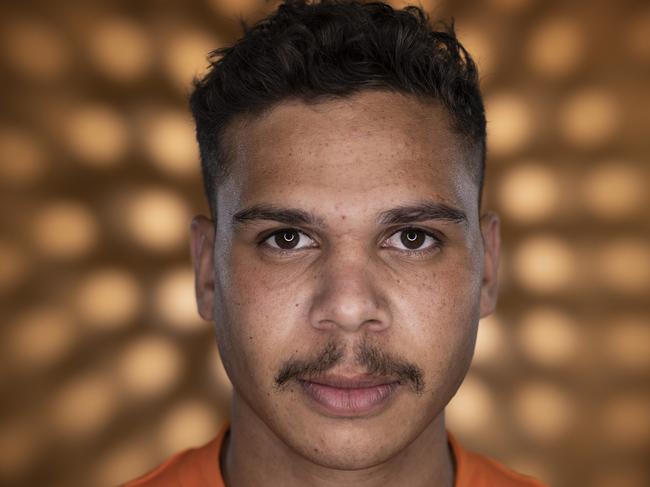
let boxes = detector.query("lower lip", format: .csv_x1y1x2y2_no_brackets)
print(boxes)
298,380,400,417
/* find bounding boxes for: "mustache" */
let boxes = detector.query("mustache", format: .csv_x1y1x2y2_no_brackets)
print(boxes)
274,341,425,394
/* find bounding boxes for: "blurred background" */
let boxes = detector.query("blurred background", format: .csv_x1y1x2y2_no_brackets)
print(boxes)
0,0,648,485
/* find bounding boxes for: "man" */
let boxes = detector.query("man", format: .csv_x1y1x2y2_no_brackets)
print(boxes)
126,1,547,485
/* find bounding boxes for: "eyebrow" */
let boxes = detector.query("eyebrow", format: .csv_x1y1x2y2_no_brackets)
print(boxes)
231,200,467,228
377,201,467,225
232,204,326,228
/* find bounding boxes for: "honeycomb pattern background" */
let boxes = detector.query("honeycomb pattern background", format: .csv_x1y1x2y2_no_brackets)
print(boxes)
1,0,648,486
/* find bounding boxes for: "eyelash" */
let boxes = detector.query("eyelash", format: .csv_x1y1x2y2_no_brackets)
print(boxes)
258,227,444,258
382,227,444,259
256,229,314,257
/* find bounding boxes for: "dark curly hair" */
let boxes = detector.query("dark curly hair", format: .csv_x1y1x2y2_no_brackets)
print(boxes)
190,0,486,215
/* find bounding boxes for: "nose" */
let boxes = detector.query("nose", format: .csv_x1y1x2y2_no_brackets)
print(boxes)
308,251,391,334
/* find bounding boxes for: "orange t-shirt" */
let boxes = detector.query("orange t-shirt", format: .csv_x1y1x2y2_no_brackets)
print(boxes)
124,425,547,487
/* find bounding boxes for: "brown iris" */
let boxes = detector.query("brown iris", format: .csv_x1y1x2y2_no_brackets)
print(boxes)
401,229,425,250
274,230,299,249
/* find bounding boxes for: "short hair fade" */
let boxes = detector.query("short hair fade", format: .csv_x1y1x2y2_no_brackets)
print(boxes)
190,0,486,215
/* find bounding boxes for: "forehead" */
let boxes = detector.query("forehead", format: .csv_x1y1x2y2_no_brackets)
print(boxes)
220,91,478,219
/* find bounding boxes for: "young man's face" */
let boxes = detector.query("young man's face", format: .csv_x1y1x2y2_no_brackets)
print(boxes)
191,90,499,469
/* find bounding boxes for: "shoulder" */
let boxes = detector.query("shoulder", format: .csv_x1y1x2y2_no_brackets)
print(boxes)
121,426,227,487
449,432,549,487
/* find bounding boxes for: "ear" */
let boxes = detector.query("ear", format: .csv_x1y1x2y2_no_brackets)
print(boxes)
479,211,501,318
190,215,216,321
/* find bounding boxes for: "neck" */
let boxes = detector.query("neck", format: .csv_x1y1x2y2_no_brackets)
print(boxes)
221,393,454,487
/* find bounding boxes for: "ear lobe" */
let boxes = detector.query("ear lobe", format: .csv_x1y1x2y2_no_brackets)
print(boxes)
479,212,501,318
190,215,216,321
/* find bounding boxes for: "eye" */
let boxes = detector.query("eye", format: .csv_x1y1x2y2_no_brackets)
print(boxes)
262,229,316,251
383,228,440,252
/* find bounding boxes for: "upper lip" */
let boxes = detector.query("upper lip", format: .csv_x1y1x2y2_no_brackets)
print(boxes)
298,374,400,389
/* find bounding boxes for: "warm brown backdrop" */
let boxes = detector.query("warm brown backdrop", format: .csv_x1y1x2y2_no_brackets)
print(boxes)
1,0,649,486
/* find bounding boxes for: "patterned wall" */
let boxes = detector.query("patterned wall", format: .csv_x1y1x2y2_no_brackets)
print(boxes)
1,0,648,486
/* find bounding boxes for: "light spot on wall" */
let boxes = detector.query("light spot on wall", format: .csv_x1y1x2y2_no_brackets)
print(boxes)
456,24,496,77
117,335,182,400
517,307,578,368
498,162,561,222
582,163,645,220
64,105,130,167
485,93,533,157
32,201,98,259
155,267,204,332
513,235,576,293
87,18,153,82
121,187,191,252
161,29,220,91
559,89,620,148
139,109,199,177
76,269,142,331
527,18,584,78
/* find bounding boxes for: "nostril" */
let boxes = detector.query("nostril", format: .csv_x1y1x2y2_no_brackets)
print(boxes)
364,319,389,332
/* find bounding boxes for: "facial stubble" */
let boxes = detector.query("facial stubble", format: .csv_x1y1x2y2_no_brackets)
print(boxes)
274,340,425,394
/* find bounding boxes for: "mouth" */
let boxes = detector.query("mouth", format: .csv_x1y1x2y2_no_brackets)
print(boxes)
296,374,402,417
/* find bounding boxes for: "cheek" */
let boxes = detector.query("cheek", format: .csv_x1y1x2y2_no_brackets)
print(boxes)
215,251,310,384
394,263,481,379
395,256,481,325
231,259,305,332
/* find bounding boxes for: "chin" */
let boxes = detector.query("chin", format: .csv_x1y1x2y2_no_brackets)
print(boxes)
297,430,400,470
280,410,419,471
